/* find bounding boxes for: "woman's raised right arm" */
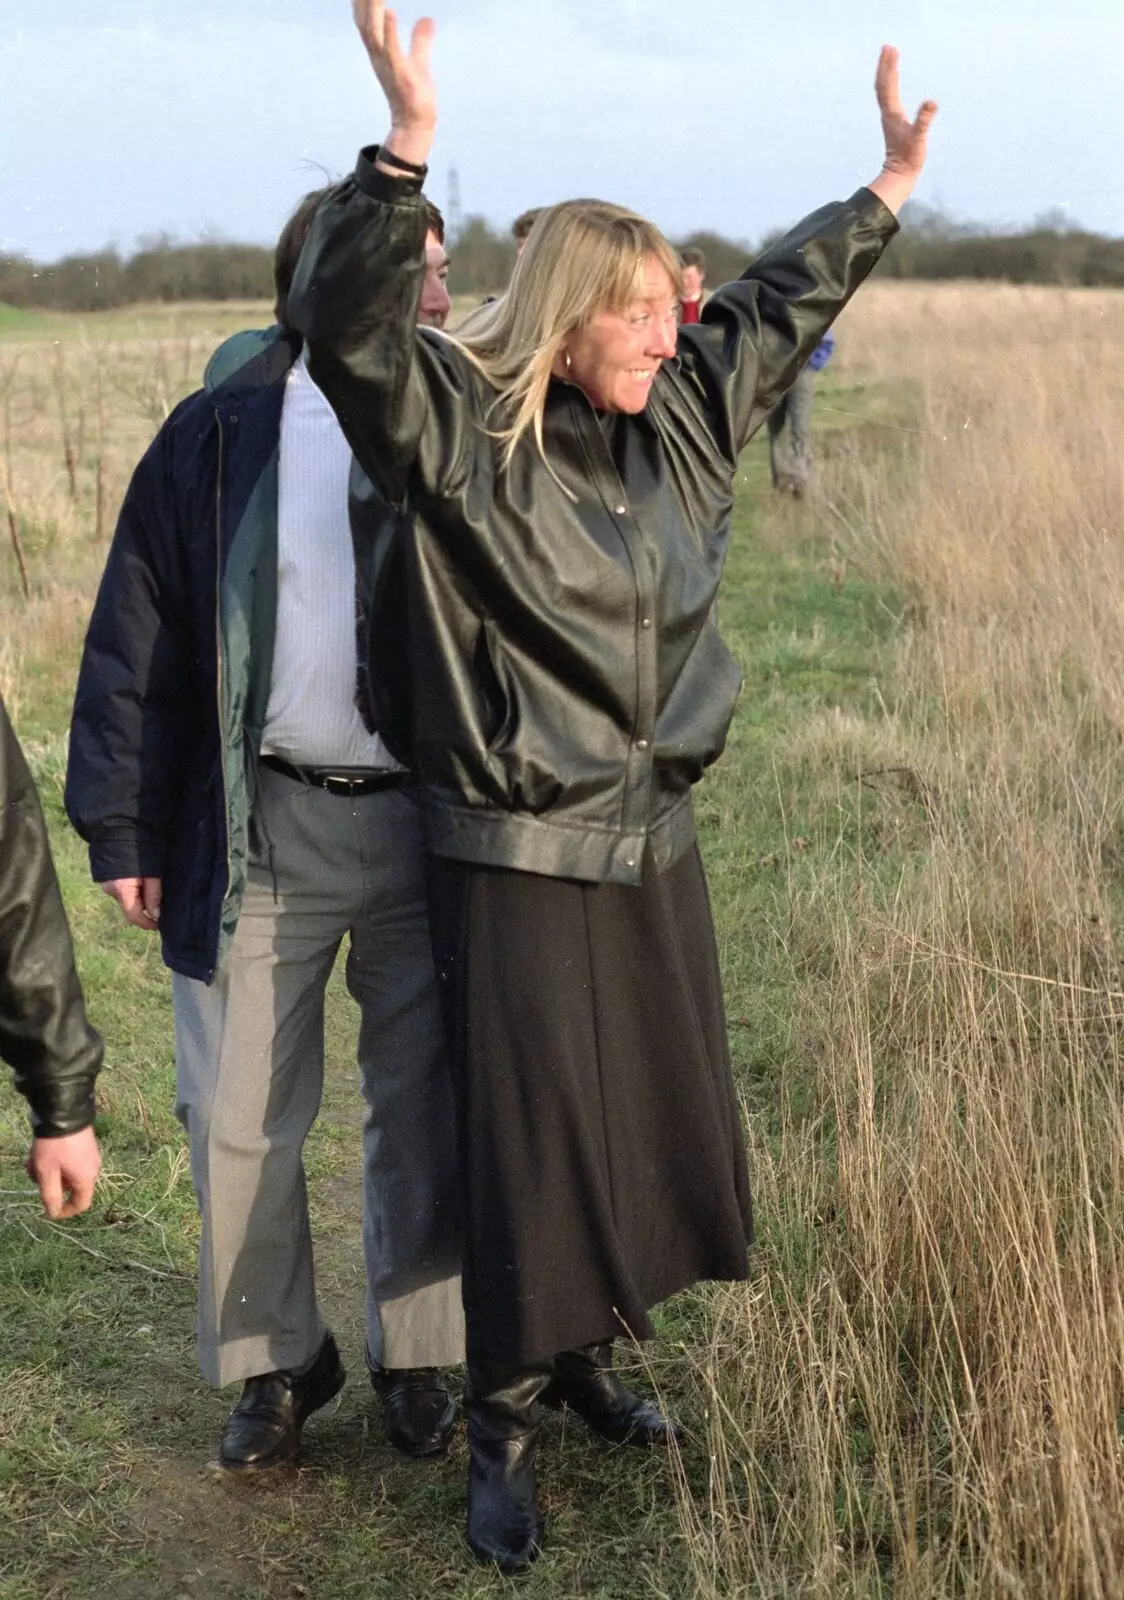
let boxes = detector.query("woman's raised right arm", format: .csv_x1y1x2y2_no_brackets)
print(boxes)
287,5,464,505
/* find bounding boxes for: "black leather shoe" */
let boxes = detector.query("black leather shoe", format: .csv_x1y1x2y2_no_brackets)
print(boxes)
218,1332,345,1471
542,1341,678,1448
368,1363,457,1457
464,1360,554,1573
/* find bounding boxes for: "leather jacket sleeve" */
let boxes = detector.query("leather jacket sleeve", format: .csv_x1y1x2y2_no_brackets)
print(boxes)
289,149,470,509
675,188,898,467
0,698,102,1137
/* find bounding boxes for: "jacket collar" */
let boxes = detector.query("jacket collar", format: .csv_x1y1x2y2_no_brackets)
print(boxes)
206,326,302,414
202,329,296,568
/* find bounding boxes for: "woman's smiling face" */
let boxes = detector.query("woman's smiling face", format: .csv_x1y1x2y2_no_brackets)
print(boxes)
559,254,679,413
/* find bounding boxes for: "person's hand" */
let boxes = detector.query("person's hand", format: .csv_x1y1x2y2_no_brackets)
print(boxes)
101,875,162,931
876,46,937,178
868,46,938,216
26,1126,101,1219
353,2,437,169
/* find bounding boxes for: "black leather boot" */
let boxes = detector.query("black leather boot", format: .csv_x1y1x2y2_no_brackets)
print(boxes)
542,1341,678,1447
218,1331,346,1470
464,1360,554,1573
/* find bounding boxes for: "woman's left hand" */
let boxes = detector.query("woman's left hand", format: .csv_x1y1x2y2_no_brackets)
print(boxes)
868,46,937,214
877,45,937,176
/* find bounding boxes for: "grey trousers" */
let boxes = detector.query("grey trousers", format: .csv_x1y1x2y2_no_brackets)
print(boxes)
172,764,464,1388
767,365,816,493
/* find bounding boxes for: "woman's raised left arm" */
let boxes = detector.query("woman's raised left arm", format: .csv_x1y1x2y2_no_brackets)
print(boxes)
675,47,936,466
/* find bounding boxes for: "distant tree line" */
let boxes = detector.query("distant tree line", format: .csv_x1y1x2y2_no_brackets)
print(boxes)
874,203,1124,288
2,208,1122,314
0,239,277,314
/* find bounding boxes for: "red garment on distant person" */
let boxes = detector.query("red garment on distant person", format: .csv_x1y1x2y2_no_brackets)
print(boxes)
679,297,702,324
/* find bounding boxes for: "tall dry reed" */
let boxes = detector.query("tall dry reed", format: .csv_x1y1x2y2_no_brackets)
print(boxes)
678,283,1124,1597
0,306,270,706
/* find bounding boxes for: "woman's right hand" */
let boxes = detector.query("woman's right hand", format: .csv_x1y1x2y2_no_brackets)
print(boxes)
353,2,438,169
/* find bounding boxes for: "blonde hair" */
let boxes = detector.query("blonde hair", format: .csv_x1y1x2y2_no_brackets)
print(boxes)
452,199,683,472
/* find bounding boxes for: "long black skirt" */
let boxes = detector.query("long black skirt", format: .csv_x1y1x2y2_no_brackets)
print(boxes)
426,843,753,1366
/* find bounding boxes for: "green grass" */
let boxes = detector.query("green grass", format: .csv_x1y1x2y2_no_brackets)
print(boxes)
0,302,41,333
0,381,904,1596
0,298,275,345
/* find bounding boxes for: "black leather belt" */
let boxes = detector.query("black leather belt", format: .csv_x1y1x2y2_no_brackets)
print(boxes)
260,753,406,796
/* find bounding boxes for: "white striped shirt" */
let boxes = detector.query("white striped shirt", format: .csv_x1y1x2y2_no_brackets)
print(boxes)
262,353,399,770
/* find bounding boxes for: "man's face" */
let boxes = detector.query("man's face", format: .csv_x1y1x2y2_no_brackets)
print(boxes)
418,230,451,328
681,264,705,301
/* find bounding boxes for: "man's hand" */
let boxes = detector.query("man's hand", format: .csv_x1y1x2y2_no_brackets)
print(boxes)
101,875,162,931
26,1126,101,1219
868,46,938,216
352,2,438,170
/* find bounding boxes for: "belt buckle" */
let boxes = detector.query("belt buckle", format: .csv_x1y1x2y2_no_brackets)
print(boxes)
321,772,364,795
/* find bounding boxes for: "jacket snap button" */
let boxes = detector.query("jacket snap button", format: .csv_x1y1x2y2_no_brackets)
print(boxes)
626,857,636,868
641,617,652,628
614,503,627,515
636,739,649,750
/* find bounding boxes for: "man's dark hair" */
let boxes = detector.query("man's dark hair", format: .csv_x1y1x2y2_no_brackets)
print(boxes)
511,207,544,244
424,199,447,246
680,246,706,274
273,188,446,330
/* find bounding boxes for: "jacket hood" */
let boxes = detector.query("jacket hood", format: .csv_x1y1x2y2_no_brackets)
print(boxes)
204,326,301,396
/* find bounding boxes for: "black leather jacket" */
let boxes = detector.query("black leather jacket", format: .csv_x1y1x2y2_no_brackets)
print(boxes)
292,152,897,885
0,697,102,1135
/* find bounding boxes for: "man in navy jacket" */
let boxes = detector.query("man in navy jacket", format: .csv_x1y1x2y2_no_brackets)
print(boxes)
66,192,464,1471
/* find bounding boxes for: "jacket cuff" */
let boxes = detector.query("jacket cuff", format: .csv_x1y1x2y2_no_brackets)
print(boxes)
851,186,901,238
87,836,163,884
355,146,427,204
27,1083,98,1139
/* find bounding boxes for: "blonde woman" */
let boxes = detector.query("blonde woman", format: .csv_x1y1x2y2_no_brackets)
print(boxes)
291,2,935,1572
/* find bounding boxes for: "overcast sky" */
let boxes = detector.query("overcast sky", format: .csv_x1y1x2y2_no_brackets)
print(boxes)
1,0,1118,262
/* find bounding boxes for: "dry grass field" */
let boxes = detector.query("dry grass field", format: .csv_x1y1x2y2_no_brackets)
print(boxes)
682,281,1124,1597
0,300,275,726
2,280,1124,1597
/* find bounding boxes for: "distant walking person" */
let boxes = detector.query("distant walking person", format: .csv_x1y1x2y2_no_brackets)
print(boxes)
511,207,543,256
0,694,102,1220
767,330,835,498
678,246,706,323
65,190,465,1474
